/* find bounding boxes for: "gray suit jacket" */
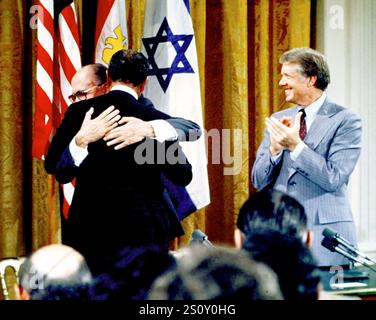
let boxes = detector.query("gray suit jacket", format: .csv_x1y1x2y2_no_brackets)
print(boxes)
251,97,362,266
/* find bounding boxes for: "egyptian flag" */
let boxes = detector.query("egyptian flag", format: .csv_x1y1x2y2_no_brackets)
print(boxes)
95,0,128,66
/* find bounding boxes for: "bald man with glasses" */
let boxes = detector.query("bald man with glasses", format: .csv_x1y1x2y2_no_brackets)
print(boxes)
54,63,202,182
52,62,202,250
66,63,201,152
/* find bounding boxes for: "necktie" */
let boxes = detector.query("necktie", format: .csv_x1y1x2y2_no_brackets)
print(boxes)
299,109,307,140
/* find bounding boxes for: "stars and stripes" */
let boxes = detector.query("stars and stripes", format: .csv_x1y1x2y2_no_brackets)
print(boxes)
33,0,81,219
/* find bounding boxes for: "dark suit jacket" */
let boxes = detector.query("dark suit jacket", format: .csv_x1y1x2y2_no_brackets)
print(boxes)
54,96,201,184
45,90,192,269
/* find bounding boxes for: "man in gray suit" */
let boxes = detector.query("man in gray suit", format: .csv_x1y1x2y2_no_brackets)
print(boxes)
252,48,362,267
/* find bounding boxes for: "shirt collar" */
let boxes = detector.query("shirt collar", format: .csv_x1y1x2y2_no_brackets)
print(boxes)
301,91,327,119
110,84,138,100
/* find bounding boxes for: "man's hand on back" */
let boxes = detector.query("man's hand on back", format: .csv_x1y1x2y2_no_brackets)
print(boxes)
75,105,121,148
103,116,155,150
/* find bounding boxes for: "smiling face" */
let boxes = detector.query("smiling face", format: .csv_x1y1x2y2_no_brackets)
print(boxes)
279,62,316,106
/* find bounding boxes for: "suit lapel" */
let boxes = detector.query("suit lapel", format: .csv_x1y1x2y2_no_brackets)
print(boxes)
303,99,338,150
287,98,338,181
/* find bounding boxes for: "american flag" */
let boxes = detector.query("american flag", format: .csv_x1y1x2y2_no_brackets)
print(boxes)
33,0,81,219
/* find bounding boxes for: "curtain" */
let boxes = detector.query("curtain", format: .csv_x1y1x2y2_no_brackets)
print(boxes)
0,0,27,258
0,0,311,259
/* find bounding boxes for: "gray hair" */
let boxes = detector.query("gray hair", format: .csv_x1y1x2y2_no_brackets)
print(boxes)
279,47,330,90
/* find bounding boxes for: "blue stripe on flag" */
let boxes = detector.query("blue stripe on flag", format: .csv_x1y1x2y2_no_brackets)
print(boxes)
142,0,211,221
183,0,190,14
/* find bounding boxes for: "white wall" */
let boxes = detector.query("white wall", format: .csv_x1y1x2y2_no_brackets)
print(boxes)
316,0,376,259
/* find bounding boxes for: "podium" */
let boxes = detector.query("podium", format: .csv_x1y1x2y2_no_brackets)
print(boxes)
321,265,376,299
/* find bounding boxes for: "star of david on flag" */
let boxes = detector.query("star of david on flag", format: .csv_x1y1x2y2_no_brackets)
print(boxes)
142,17,194,92
142,0,210,220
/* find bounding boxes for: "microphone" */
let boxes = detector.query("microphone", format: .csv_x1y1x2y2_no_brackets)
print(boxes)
321,228,376,273
190,229,214,247
322,227,376,266
321,237,364,265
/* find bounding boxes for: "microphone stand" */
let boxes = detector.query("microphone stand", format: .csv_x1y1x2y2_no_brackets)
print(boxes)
322,237,376,274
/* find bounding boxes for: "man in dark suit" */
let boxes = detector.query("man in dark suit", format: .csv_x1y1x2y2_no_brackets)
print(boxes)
45,49,192,274
54,63,201,243
67,63,201,152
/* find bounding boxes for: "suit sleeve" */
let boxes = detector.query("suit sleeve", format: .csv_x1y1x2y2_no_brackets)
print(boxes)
44,103,85,176
290,113,362,192
251,127,283,190
139,95,202,141
160,140,192,186
165,118,202,142
53,147,78,183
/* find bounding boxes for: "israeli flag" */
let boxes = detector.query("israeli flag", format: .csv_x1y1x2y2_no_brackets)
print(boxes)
142,0,210,219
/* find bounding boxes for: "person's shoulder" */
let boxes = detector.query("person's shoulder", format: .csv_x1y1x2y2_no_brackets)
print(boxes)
63,99,93,117
107,90,146,109
272,105,298,118
325,98,361,121
68,94,109,109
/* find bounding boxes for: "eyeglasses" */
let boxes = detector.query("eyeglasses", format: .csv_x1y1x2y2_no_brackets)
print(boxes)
68,85,99,103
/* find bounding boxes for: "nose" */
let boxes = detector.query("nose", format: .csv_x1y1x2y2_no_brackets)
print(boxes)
279,76,286,87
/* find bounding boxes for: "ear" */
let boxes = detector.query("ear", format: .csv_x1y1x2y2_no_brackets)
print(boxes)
139,78,148,95
14,284,31,300
106,70,112,87
101,82,109,93
234,228,244,249
306,230,314,247
308,75,317,87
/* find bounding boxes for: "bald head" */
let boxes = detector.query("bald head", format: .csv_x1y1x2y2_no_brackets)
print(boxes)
28,244,88,280
70,63,108,101
19,244,92,300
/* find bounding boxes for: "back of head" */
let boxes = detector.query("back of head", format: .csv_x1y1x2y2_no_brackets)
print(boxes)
88,63,107,85
243,229,320,300
90,245,176,300
108,49,149,86
19,244,92,300
148,246,283,300
237,189,308,240
279,47,330,90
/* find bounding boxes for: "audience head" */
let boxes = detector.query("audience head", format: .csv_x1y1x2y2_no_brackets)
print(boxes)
148,246,283,300
70,63,108,102
89,245,175,300
17,244,92,300
243,229,321,300
235,188,312,248
108,49,150,95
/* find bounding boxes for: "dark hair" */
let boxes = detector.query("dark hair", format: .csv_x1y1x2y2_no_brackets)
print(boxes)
108,49,149,86
279,47,330,90
19,253,92,300
90,63,107,85
148,246,283,300
243,229,321,300
236,189,307,239
89,245,176,300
